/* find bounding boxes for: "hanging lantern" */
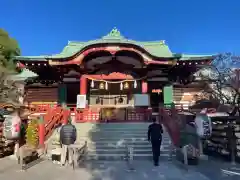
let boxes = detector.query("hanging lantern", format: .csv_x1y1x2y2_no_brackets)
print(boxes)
142,81,148,93
99,82,104,89
124,82,129,89
134,80,137,88
120,82,123,90
105,82,108,90
91,80,94,88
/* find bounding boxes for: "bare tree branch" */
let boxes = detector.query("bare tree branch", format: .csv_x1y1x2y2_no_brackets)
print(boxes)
198,53,240,115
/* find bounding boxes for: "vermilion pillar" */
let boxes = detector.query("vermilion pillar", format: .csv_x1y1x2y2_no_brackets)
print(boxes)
38,116,45,148
80,76,87,95
142,81,148,94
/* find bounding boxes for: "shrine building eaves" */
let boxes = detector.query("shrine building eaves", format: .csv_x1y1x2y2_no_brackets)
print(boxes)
15,28,215,61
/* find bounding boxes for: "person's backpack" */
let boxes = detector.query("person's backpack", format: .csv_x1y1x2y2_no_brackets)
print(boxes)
60,124,77,145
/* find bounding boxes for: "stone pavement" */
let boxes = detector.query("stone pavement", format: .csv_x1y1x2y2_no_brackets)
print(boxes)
0,157,240,180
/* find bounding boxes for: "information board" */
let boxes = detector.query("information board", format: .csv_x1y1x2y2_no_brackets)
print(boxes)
134,94,149,106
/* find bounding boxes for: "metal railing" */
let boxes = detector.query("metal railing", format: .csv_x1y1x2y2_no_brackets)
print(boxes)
125,144,135,171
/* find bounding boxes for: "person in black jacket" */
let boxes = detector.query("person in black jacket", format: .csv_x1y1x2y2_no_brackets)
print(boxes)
148,117,163,166
60,119,77,166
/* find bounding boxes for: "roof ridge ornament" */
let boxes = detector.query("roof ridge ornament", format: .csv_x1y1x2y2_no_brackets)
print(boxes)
102,27,124,39
159,40,165,45
109,27,121,37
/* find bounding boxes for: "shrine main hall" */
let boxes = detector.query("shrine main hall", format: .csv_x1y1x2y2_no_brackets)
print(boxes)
15,28,214,122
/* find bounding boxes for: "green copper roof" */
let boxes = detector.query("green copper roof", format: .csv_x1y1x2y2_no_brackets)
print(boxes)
15,28,215,61
8,68,38,81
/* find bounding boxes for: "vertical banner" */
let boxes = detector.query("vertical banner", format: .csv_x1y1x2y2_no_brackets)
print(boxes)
163,85,173,107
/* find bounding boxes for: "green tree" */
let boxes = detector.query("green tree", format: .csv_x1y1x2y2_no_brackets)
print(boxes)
0,28,20,71
0,29,22,106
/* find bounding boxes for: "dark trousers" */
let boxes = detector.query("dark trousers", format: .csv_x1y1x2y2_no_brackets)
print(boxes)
151,139,161,165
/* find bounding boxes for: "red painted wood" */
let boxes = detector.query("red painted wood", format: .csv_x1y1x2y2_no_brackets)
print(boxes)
80,76,87,95
159,108,180,146
38,123,45,147
85,72,134,80
62,109,70,124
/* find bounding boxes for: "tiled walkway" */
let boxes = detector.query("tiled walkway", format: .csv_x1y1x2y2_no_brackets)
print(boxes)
1,157,240,180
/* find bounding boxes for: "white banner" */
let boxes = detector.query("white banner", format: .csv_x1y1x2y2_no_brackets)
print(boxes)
76,95,86,109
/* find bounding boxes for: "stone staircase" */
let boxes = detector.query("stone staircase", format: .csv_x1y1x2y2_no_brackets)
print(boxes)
76,123,172,161
47,123,173,161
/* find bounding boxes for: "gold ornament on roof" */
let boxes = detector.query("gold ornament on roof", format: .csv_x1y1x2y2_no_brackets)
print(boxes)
109,27,121,37
160,40,165,45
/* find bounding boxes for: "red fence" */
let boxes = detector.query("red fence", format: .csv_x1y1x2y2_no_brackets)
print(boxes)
73,108,151,123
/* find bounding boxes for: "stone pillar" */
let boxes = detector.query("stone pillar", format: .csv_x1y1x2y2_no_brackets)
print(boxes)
141,81,148,94
80,76,87,95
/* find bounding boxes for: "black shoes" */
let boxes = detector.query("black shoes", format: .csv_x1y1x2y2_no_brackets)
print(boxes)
154,162,159,166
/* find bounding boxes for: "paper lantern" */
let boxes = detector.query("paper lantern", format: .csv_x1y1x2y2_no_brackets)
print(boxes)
124,82,129,89
105,82,108,90
99,82,104,89
91,80,94,88
142,81,148,93
120,82,123,90
134,80,137,88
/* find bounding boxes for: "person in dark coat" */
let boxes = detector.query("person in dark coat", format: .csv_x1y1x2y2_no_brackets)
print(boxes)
226,121,237,160
60,119,77,166
148,117,163,166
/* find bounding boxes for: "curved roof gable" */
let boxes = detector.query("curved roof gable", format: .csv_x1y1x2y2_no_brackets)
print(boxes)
57,27,173,58
15,28,215,61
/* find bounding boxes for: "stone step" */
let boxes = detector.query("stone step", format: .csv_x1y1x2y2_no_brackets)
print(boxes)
75,126,151,130
86,144,153,149
78,137,171,141
79,141,171,147
86,144,171,149
79,135,170,140
87,148,170,155
87,131,150,134
76,129,153,133
74,122,151,126
88,132,169,137
86,153,173,161
75,125,150,129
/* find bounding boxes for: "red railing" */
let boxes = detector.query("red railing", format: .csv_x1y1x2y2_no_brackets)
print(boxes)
73,107,152,123
38,106,70,147
159,107,181,147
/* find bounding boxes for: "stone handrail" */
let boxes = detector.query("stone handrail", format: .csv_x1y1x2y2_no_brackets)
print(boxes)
69,141,88,169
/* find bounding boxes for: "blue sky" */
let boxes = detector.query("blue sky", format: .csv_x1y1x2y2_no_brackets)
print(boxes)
1,0,240,56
